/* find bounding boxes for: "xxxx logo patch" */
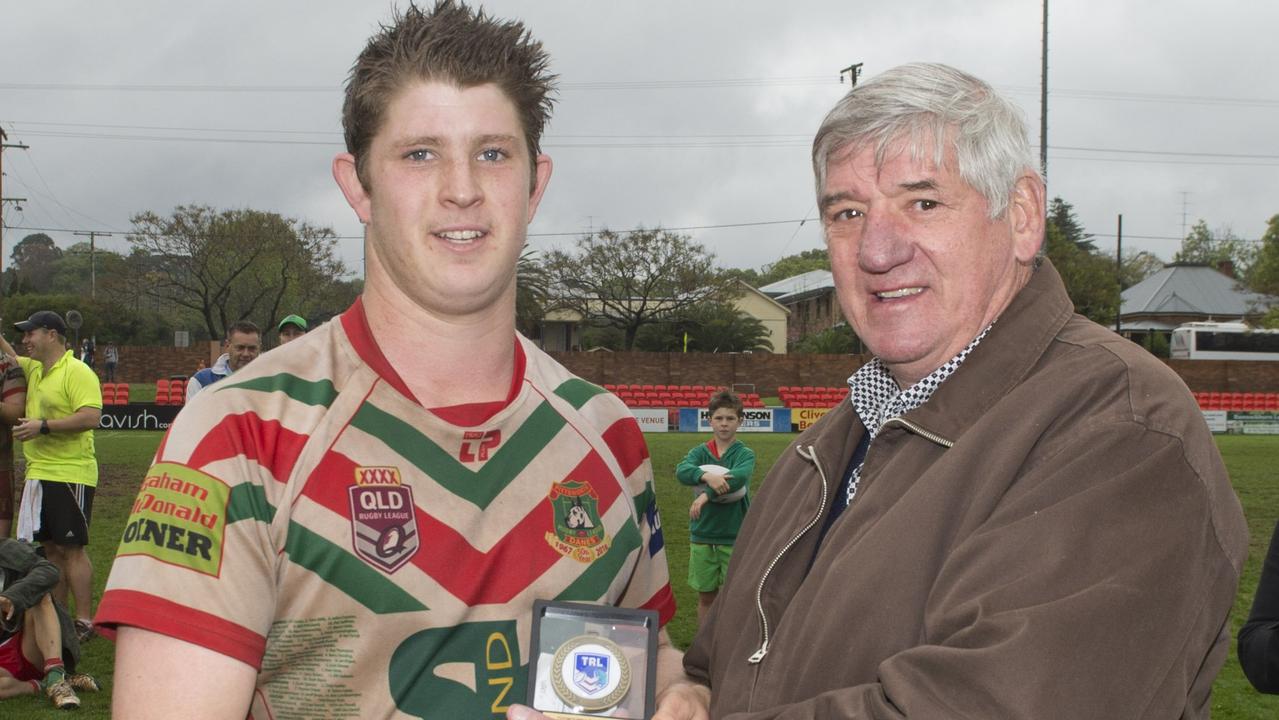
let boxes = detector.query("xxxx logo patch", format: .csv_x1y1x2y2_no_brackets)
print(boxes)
349,466,419,573
545,480,611,563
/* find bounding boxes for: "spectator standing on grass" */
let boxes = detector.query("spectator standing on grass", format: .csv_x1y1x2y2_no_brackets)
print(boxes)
184,321,261,402
0,336,26,540
1239,521,1279,694
657,63,1250,719
276,314,308,345
0,537,100,709
97,3,681,718
675,390,755,626
103,342,119,383
79,339,94,371
4,311,101,647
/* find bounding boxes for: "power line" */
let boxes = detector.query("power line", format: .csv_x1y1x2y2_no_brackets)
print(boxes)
7,122,1276,162
7,221,1265,246
6,78,1279,107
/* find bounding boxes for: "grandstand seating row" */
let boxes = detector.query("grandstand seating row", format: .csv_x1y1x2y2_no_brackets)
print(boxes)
1194,391,1279,411
778,386,848,410
154,378,187,406
101,380,189,406
101,382,131,405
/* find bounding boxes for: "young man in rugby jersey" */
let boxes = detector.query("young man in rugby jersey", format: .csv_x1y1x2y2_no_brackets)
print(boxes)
99,3,688,718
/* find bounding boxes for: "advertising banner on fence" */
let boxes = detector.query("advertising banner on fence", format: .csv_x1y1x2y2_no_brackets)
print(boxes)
793,407,831,431
1203,410,1279,435
1229,411,1279,435
1201,410,1227,433
678,407,791,433
99,404,181,431
632,408,669,433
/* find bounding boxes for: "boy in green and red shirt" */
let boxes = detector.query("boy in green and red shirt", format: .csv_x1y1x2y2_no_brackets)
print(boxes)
676,390,756,624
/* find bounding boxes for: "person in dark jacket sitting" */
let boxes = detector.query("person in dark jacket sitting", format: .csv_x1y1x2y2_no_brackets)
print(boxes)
1239,521,1279,693
0,538,99,709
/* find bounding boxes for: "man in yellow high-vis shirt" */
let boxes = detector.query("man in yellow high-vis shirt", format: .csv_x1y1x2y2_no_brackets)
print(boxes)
9,311,101,644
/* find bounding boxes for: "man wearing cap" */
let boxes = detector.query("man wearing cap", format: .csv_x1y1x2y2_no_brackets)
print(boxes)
276,314,308,345
185,320,261,402
9,311,102,645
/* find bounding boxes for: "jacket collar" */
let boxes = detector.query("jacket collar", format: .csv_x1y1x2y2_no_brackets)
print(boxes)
903,258,1075,442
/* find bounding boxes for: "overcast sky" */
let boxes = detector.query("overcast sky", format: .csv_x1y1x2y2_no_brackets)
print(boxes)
2,1,1276,281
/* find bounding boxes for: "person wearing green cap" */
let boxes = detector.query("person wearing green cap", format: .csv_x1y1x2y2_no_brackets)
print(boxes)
276,315,308,345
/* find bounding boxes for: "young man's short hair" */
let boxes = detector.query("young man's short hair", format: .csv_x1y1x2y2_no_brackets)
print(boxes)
226,321,261,340
707,390,744,418
341,0,557,189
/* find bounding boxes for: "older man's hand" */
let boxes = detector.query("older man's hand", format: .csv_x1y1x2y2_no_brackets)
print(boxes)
654,681,711,720
505,680,710,720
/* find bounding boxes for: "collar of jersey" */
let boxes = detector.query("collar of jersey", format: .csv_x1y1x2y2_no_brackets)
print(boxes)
339,296,526,425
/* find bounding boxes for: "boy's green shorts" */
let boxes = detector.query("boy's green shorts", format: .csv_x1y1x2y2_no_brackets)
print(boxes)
688,542,734,593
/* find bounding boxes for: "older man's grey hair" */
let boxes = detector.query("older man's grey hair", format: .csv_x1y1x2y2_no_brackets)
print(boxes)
811,63,1040,219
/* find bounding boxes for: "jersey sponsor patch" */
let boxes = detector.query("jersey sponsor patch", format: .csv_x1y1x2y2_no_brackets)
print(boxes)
390,620,524,717
545,480,611,563
349,466,419,573
118,462,230,576
459,429,502,463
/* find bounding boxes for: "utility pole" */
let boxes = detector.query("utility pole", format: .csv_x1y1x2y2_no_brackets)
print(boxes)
73,230,112,299
1,129,32,280
839,63,863,86
1040,0,1049,181
1115,214,1123,334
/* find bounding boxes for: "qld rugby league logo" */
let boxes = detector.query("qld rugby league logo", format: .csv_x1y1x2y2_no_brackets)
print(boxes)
545,480,611,563
349,466,419,573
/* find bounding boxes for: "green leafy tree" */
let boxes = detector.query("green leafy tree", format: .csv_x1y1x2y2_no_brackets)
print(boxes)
1045,220,1120,326
5,233,63,295
1117,249,1165,290
51,242,130,300
542,227,736,350
1246,214,1279,300
515,246,549,339
633,303,772,353
1173,219,1255,273
792,324,862,354
757,249,831,286
1048,197,1095,251
123,205,351,339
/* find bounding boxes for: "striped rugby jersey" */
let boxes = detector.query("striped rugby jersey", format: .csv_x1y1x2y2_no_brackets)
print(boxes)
97,300,674,719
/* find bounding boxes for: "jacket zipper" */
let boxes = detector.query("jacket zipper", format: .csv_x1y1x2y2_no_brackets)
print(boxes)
746,419,953,665
747,443,829,664
877,417,954,448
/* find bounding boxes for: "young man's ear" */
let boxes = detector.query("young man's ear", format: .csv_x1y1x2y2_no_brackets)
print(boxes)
1008,171,1046,262
525,154,554,222
333,153,372,224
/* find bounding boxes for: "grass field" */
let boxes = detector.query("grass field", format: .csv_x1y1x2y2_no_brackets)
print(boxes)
5,431,1277,717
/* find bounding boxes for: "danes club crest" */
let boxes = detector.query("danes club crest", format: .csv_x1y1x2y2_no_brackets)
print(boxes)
545,480,611,563
349,466,419,573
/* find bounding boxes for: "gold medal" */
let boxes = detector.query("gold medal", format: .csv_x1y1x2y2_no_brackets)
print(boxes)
550,634,631,712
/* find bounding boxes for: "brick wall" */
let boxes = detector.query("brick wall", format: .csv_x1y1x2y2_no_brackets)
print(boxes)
1165,359,1279,393
82,346,1279,393
99,343,216,384
548,351,870,395
548,351,1279,396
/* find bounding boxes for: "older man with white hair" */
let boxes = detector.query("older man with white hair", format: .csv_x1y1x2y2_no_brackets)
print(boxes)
655,63,1248,720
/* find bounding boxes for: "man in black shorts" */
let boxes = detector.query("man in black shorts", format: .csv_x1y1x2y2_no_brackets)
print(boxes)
6,312,102,643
